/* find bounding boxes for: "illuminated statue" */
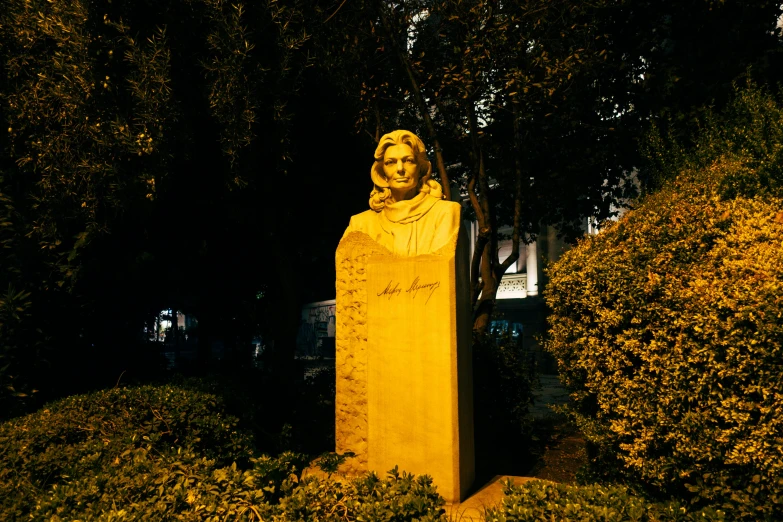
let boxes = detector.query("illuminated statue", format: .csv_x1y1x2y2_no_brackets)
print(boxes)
343,130,461,256
335,130,474,503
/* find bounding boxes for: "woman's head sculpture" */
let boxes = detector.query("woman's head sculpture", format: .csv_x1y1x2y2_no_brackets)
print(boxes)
369,130,442,211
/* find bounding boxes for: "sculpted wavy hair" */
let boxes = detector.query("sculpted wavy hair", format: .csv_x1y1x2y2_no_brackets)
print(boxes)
369,130,437,211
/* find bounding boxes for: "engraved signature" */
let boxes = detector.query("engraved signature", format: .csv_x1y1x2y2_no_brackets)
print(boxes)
406,276,441,303
377,280,402,300
377,276,441,304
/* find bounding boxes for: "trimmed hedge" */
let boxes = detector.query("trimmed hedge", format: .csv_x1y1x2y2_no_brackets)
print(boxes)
0,384,445,521
0,384,256,518
30,449,445,521
486,480,725,522
544,84,783,520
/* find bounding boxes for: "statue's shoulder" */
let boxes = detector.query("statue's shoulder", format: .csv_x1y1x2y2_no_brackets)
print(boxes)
432,199,462,221
436,199,461,211
346,209,379,233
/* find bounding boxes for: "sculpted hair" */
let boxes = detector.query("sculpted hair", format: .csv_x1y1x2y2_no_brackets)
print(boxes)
369,130,435,211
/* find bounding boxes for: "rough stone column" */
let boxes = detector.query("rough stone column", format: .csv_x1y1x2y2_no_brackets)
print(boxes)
334,233,389,474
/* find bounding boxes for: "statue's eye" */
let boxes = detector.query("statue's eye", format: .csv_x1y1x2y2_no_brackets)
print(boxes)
405,158,415,163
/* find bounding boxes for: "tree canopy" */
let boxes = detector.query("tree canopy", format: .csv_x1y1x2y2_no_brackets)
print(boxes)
313,0,782,330
0,0,781,408
0,0,358,412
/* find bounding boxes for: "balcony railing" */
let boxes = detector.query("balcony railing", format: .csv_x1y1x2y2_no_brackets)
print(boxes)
496,273,527,299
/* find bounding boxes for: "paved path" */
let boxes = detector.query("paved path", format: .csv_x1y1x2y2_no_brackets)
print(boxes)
446,475,543,521
529,373,570,419
445,374,573,519
306,372,571,520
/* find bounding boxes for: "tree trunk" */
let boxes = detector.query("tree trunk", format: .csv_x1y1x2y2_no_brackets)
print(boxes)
468,100,524,335
473,238,498,333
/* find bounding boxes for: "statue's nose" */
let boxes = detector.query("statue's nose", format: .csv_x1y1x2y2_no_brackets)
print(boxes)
397,161,405,173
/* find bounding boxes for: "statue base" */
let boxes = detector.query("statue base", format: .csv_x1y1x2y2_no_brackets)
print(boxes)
335,230,474,503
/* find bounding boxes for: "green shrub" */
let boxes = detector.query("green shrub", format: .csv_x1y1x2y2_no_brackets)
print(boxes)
0,384,256,518
486,480,725,522
31,449,311,521
30,453,444,521
1,384,447,521
474,330,535,432
642,79,783,200
544,84,783,520
280,467,445,521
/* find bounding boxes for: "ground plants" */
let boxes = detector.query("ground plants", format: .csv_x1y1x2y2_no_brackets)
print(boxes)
485,480,725,522
280,467,445,522
0,384,256,518
170,363,337,456
0,384,446,521
544,83,783,520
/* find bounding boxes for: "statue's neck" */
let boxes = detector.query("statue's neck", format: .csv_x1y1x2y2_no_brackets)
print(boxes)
387,188,418,204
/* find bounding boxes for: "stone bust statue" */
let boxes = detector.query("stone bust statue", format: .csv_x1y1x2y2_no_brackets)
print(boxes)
342,130,461,256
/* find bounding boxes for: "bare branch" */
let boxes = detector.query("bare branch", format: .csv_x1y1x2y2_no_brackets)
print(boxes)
467,175,484,227
470,232,488,308
323,0,350,24
497,100,524,278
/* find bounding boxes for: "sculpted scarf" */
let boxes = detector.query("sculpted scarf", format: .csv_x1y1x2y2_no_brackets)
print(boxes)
378,180,444,255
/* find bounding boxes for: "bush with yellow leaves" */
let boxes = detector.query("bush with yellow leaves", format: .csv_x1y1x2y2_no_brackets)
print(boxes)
544,83,783,521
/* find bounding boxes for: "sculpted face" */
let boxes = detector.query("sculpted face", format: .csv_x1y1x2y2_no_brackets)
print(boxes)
383,143,419,200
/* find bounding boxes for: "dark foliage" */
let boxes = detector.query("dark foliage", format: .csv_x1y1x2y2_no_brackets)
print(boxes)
0,385,256,518
0,0,371,416
486,480,726,522
473,330,537,481
171,364,336,457
0,384,445,521
545,84,783,520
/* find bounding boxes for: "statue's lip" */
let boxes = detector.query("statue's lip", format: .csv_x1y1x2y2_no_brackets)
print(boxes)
392,177,410,182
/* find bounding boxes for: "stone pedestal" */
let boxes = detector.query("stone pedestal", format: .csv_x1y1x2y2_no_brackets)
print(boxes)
335,227,474,503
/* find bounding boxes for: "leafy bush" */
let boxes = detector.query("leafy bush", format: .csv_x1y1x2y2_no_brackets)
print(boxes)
32,448,321,521
544,83,783,520
31,454,444,521
486,480,725,522
280,467,445,521
1,384,447,521
33,448,288,521
0,385,256,518
643,80,783,202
